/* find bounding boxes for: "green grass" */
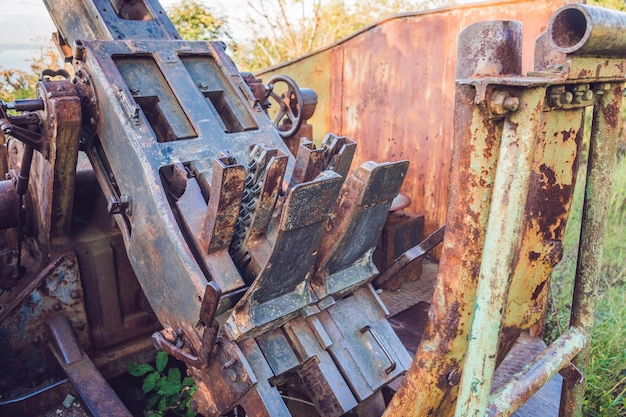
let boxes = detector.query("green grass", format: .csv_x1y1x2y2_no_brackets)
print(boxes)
546,147,626,416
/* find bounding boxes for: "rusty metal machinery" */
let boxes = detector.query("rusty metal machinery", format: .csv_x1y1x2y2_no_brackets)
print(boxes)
0,2,625,417
0,1,410,416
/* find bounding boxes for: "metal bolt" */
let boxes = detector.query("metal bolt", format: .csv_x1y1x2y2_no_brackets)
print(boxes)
129,87,140,95
70,289,81,299
198,82,208,90
595,83,612,94
503,96,519,112
561,91,573,105
489,90,519,115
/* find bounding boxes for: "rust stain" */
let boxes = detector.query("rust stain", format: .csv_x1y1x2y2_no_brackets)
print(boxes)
258,0,565,253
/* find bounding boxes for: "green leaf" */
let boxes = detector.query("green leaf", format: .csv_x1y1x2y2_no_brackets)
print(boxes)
142,371,160,393
158,379,182,396
145,393,160,410
182,377,195,387
168,367,182,384
156,351,169,372
166,393,179,407
158,395,168,412
185,407,197,417
128,362,154,376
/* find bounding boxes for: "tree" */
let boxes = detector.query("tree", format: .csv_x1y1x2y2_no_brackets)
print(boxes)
590,0,625,10
234,0,455,71
0,45,65,103
167,0,232,43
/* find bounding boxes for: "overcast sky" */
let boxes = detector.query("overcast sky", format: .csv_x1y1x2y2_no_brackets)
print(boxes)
0,0,248,71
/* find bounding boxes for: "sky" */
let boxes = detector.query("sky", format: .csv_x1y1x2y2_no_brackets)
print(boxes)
0,0,475,72
0,0,249,72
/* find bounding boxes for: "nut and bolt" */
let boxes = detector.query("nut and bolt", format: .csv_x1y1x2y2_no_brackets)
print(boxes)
70,289,81,299
489,90,520,115
596,83,612,93
573,84,592,104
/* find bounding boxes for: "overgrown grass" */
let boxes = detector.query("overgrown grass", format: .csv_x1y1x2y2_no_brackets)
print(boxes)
546,145,626,416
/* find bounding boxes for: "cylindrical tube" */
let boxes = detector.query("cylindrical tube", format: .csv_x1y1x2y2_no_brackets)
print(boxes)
549,4,626,55
8,98,45,112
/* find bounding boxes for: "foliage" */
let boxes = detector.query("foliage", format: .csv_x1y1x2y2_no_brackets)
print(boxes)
167,0,232,43
589,0,625,11
0,45,65,102
129,351,197,417
235,0,455,71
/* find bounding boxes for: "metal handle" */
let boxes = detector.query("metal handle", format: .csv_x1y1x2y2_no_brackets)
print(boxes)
152,331,203,368
360,325,396,375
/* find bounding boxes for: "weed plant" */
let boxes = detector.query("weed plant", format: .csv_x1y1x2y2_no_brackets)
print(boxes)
546,143,626,416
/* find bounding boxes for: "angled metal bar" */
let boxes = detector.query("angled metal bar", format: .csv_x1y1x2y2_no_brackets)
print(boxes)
487,327,586,417
559,82,624,417
48,315,132,417
454,85,546,417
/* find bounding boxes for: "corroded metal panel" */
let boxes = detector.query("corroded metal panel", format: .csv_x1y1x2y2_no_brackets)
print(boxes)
257,0,573,241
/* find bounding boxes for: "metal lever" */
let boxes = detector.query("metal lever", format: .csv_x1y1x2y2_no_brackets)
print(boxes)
360,325,396,375
374,225,446,287
152,331,204,368
152,282,222,369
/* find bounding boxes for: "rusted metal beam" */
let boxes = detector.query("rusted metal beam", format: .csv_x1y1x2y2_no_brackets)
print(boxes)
382,20,524,417
560,81,624,417
374,225,444,288
487,327,586,417
454,86,546,417
48,315,132,417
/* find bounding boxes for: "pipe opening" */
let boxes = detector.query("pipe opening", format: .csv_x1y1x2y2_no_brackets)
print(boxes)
550,8,589,50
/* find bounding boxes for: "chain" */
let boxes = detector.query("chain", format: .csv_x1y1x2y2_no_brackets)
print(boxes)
229,144,271,269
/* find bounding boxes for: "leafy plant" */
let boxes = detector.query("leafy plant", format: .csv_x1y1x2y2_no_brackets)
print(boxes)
129,351,197,417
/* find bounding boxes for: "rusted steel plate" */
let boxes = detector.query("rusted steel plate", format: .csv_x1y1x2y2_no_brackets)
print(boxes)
0,254,91,400
257,0,573,245
31,79,81,247
48,315,132,417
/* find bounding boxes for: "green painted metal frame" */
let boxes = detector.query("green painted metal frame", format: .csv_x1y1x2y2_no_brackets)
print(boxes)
385,4,626,417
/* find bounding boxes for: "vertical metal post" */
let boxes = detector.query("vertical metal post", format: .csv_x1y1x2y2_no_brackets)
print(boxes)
559,83,623,417
454,87,545,417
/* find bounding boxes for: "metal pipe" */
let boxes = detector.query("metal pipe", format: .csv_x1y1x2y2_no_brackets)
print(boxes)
0,180,19,230
6,99,45,112
559,83,624,417
549,4,626,56
454,86,546,417
487,328,587,417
